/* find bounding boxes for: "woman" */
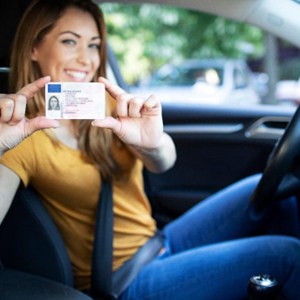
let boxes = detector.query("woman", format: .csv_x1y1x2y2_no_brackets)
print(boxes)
0,0,299,299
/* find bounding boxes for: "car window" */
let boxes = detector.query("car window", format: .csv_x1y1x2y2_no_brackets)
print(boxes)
147,64,223,87
100,3,300,108
233,67,248,89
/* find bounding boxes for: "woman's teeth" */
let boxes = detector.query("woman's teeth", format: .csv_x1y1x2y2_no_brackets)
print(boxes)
66,70,86,79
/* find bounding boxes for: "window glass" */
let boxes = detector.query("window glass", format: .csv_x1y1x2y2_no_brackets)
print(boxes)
148,64,223,87
234,68,248,89
101,3,300,107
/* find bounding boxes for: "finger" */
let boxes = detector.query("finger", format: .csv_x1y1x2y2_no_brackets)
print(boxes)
7,94,27,125
98,77,126,99
25,116,60,136
128,96,144,118
142,95,161,114
0,97,14,122
92,116,121,133
17,76,51,99
115,93,132,117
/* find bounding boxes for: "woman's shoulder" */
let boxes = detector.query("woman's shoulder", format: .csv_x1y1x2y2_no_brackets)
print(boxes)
2,130,55,160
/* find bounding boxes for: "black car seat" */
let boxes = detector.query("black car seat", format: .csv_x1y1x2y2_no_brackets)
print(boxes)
0,68,9,93
0,186,93,300
0,269,92,300
0,186,74,285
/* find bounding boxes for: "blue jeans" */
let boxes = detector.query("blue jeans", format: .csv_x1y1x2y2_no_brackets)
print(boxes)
119,174,300,300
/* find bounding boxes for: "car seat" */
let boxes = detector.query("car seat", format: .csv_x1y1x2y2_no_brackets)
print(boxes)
0,68,9,93
0,269,92,300
0,186,93,300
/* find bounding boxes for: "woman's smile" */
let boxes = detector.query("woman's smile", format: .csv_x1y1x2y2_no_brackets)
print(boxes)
64,69,89,81
31,6,101,82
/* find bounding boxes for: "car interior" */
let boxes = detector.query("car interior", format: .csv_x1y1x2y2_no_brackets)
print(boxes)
0,0,300,299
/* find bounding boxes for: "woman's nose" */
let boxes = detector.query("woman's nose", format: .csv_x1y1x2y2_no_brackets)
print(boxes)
76,46,90,65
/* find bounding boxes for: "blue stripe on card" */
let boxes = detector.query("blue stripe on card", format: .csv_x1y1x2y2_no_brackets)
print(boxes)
48,84,61,93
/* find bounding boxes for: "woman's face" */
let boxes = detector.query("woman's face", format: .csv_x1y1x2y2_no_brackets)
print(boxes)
49,96,59,109
31,6,101,82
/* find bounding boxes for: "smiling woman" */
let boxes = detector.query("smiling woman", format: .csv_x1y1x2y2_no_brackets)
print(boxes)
0,0,176,297
30,6,101,82
1,1,300,300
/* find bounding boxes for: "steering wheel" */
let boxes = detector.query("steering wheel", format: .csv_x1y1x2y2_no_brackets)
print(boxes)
248,105,300,220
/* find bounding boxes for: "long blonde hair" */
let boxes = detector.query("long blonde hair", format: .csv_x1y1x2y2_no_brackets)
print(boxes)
9,0,121,180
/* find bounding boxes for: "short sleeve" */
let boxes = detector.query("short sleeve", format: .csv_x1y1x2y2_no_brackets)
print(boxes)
0,133,39,187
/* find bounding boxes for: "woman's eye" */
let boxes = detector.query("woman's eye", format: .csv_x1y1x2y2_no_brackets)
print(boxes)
62,39,76,46
89,43,100,50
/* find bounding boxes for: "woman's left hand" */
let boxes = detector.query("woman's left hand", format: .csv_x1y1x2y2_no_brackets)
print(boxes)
92,77,163,149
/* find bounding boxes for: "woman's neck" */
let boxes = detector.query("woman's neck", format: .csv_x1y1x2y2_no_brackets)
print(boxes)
52,120,78,150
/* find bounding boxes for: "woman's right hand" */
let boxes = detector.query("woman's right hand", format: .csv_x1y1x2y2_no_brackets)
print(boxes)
0,76,59,155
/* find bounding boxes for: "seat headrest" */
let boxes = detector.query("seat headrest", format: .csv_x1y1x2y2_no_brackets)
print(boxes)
0,68,9,94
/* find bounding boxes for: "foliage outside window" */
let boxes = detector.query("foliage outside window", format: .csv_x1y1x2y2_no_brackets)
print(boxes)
100,3,264,85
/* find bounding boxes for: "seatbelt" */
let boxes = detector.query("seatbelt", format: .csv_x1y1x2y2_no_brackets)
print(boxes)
90,180,165,300
91,179,114,300
112,231,164,297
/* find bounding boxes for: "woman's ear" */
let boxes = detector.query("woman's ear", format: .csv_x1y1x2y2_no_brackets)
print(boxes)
31,47,38,61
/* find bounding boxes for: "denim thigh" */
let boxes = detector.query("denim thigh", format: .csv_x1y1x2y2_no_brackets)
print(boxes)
120,235,300,300
163,174,300,253
120,174,300,299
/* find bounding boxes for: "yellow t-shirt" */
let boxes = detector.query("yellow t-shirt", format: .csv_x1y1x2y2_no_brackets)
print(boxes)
0,130,156,290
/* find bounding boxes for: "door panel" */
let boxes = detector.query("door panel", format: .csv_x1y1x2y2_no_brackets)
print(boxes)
144,103,295,227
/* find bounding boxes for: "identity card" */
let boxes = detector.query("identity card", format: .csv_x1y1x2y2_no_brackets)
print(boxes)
45,82,105,119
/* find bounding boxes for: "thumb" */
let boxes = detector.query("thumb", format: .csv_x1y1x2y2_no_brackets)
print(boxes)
25,116,60,136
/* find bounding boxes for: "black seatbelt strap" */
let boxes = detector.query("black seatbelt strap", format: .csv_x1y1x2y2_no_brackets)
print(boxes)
90,180,165,300
112,231,164,297
91,179,114,299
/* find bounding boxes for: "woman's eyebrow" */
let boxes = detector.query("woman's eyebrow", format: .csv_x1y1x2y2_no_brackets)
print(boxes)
59,31,80,38
59,31,101,40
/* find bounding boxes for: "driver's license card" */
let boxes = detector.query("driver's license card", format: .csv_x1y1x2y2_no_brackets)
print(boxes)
45,82,105,119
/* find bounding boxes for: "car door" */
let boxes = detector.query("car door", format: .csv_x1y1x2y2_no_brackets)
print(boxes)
143,103,294,227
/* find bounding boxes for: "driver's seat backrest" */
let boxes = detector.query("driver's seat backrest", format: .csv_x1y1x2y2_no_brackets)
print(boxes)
0,67,9,93
0,186,74,286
